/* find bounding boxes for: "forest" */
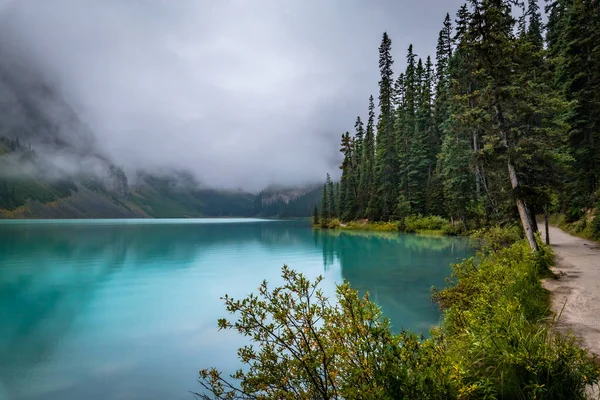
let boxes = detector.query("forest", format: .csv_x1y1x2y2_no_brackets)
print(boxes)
318,0,600,250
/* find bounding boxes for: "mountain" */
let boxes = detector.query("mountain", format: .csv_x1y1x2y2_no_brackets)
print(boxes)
254,185,322,218
0,48,318,219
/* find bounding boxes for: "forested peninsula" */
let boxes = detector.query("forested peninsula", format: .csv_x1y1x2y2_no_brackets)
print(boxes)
199,1,600,399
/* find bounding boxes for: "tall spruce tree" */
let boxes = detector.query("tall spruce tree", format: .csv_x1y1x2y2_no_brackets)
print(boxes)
326,174,336,219
397,45,418,215
407,57,431,214
373,32,397,221
320,181,329,226
549,0,600,210
464,0,541,251
339,131,357,221
361,96,376,219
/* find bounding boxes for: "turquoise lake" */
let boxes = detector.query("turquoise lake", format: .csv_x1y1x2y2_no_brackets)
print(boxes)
0,219,472,400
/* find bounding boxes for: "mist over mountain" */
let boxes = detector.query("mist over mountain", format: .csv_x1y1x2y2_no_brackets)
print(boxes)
0,0,461,191
0,0,464,218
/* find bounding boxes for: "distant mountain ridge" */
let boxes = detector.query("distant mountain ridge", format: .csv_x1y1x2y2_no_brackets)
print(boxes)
0,49,320,219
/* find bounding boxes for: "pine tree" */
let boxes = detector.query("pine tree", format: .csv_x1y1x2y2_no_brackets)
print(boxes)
464,0,541,251
513,0,570,237
550,0,600,209
339,131,356,221
434,13,453,146
327,174,336,219
320,181,329,226
361,96,376,219
397,45,418,214
406,57,431,214
313,205,320,225
373,32,397,221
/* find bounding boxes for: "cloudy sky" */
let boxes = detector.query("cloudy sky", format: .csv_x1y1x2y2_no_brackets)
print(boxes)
0,0,466,191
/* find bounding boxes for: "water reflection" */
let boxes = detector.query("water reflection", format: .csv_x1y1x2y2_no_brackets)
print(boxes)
314,230,471,332
0,220,471,400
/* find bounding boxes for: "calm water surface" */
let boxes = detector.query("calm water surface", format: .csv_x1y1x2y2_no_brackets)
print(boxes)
0,219,472,400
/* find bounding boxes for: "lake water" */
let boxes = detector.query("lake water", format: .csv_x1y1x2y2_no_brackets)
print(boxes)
0,219,472,400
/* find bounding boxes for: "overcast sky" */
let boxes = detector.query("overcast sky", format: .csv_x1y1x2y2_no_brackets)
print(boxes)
0,0,467,191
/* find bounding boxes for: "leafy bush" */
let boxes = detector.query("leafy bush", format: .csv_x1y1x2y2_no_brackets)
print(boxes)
326,218,341,229
199,235,599,399
343,221,400,232
435,238,597,399
590,208,600,239
470,224,523,252
404,215,451,233
197,267,454,399
442,221,467,236
551,213,600,241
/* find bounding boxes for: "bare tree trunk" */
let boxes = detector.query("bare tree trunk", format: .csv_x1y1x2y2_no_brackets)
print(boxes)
495,102,540,253
544,207,550,245
473,131,481,197
530,205,539,232
507,155,540,252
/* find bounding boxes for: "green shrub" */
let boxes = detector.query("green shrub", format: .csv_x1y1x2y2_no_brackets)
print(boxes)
442,221,468,236
469,224,523,252
590,209,600,239
343,221,400,232
434,238,598,399
404,215,451,233
552,212,600,241
327,218,341,229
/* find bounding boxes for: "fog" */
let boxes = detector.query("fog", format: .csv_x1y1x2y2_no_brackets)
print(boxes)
0,0,466,191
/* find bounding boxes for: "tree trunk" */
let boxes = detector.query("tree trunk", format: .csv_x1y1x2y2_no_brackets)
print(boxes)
494,101,539,253
473,131,481,197
544,207,550,245
508,161,540,252
529,204,539,233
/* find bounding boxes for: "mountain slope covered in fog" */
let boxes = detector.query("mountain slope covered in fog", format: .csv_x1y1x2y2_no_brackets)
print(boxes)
0,49,318,219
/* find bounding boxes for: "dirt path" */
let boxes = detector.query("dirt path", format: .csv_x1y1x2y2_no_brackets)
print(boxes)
541,226,600,398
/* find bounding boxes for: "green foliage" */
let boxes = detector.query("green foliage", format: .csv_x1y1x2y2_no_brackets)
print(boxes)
312,205,319,226
550,213,600,242
470,225,524,252
197,266,453,399
343,220,400,232
591,209,600,240
318,0,600,251
326,218,341,230
200,236,599,399
403,215,450,234
434,238,597,399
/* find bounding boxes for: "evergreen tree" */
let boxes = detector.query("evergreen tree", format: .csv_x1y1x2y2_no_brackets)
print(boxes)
463,0,541,251
397,45,418,215
361,96,376,219
406,57,431,214
320,181,329,226
353,117,364,168
549,0,600,209
339,131,357,221
373,32,397,221
313,205,320,225
334,182,341,219
327,174,336,219
434,13,454,150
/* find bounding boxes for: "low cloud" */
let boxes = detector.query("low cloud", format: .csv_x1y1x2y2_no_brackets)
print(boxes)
0,0,464,191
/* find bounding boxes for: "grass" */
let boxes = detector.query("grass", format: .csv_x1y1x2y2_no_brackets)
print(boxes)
549,212,600,241
431,229,599,399
316,215,469,236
